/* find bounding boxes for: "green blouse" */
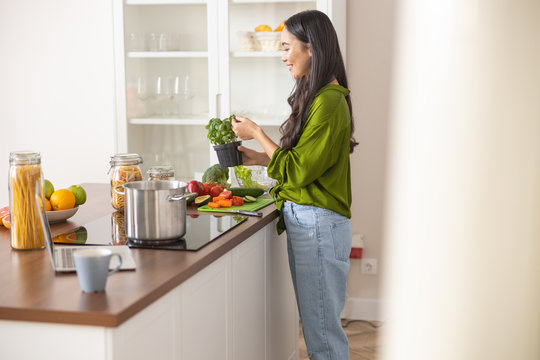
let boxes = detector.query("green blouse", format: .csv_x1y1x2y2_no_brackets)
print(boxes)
267,84,352,234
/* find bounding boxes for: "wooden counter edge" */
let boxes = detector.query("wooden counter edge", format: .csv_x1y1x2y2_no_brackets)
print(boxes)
0,205,279,328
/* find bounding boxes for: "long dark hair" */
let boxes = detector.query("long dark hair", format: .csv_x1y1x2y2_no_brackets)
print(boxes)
280,10,358,153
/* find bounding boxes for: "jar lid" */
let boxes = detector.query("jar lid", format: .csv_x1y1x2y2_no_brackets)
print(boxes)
109,153,143,166
147,165,175,177
9,151,41,165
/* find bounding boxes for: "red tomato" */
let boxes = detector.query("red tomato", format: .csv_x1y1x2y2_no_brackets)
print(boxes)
232,196,244,206
202,183,212,196
186,180,204,196
209,185,225,198
204,181,216,188
219,190,232,200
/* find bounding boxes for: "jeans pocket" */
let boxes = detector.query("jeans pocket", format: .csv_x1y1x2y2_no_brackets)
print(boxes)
290,204,317,228
330,218,352,262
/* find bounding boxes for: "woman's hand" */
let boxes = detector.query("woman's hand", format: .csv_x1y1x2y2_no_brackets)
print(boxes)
238,146,271,166
232,115,260,140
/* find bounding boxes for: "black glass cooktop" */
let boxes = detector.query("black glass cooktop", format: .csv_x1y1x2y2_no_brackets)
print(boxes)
53,212,247,251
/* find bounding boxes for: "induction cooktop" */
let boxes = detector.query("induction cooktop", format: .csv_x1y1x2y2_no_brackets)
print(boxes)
52,212,247,251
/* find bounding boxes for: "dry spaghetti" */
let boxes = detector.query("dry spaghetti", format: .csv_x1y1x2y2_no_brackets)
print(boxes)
9,164,45,250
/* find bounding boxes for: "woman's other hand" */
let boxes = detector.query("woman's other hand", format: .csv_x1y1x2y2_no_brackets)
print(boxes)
232,115,259,140
238,145,271,166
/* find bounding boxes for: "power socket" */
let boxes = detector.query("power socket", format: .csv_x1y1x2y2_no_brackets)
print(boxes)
361,258,378,275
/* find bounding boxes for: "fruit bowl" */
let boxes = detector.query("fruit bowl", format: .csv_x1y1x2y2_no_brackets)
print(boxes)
46,206,79,224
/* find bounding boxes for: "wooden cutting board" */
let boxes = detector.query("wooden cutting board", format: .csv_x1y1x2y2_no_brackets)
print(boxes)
197,197,275,213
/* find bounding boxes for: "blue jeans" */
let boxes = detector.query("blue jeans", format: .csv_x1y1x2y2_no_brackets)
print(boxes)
283,202,352,360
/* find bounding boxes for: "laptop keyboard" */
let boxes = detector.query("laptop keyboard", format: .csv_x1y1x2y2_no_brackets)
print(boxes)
59,247,75,268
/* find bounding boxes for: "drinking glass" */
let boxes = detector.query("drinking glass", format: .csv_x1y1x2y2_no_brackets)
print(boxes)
158,33,169,51
177,75,194,116
153,76,171,116
147,33,158,52
135,77,149,116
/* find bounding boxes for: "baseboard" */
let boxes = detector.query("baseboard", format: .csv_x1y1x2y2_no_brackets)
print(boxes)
341,297,384,322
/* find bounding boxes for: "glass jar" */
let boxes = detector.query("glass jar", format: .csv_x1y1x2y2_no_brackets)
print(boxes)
9,151,46,250
147,165,175,181
109,153,143,211
111,211,127,245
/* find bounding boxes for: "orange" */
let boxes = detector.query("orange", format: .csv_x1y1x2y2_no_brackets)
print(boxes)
274,20,285,32
50,189,76,211
255,24,272,32
38,197,52,212
2,215,10,229
0,206,8,220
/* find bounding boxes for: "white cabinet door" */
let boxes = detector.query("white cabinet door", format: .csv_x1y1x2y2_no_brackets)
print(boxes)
179,254,231,360
231,231,267,360
108,289,179,360
266,220,299,360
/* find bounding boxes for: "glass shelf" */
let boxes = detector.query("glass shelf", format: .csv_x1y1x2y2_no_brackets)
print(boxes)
231,51,282,58
126,0,207,5
129,115,210,125
231,0,313,3
127,51,209,58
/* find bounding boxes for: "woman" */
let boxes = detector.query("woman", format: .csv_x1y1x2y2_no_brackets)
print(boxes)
232,10,357,360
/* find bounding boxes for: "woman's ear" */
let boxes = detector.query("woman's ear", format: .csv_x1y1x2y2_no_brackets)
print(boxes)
307,43,312,57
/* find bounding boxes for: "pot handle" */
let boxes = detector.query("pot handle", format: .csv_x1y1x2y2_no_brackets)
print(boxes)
168,192,197,202
113,184,125,195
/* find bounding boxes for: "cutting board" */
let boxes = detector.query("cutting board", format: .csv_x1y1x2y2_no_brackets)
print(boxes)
197,197,275,213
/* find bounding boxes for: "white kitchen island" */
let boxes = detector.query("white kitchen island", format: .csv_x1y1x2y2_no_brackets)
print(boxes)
0,184,298,360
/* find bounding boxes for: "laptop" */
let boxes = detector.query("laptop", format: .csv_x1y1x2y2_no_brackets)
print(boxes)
38,200,136,273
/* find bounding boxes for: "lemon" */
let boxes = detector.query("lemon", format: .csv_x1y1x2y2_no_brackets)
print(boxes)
50,189,76,210
68,185,87,206
44,179,54,199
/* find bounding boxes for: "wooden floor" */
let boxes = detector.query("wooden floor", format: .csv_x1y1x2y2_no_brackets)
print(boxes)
299,319,383,360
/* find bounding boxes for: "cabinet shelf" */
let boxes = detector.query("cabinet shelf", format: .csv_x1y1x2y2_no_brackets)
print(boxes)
129,116,210,125
126,0,207,5
128,114,284,126
231,0,313,3
127,51,209,58
231,51,282,58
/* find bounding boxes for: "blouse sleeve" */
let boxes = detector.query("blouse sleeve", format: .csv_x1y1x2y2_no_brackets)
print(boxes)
267,97,346,187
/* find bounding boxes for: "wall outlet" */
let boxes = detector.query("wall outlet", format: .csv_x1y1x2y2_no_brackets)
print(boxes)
361,258,378,275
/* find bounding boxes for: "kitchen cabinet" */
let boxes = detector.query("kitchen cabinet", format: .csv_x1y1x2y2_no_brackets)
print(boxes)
0,220,297,360
113,0,346,180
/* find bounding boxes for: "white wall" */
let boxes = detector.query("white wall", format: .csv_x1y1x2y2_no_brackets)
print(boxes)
344,0,396,319
0,0,116,204
382,0,540,358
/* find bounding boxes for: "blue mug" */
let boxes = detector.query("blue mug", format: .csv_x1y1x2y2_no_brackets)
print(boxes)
73,248,122,292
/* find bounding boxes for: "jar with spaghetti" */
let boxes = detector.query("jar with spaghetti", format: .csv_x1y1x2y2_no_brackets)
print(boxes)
147,165,175,181
109,153,143,211
8,151,46,250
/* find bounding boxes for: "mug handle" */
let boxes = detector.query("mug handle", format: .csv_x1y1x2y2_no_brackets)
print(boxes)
108,253,123,276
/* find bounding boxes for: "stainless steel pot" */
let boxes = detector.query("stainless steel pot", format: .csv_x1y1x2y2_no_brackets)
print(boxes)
114,180,196,241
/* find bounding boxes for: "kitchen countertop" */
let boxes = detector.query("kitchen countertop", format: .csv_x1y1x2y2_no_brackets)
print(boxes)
0,183,278,327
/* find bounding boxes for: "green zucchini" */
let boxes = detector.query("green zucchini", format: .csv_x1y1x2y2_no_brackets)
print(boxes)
195,195,211,206
228,187,265,198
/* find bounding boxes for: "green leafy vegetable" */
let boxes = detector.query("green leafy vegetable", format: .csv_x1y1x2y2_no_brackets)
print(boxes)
234,165,265,189
202,164,229,185
206,115,238,145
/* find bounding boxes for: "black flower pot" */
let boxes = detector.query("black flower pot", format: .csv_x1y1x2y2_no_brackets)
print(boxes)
213,141,243,168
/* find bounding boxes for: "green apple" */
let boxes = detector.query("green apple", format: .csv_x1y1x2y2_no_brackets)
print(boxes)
68,185,87,206
44,179,54,199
